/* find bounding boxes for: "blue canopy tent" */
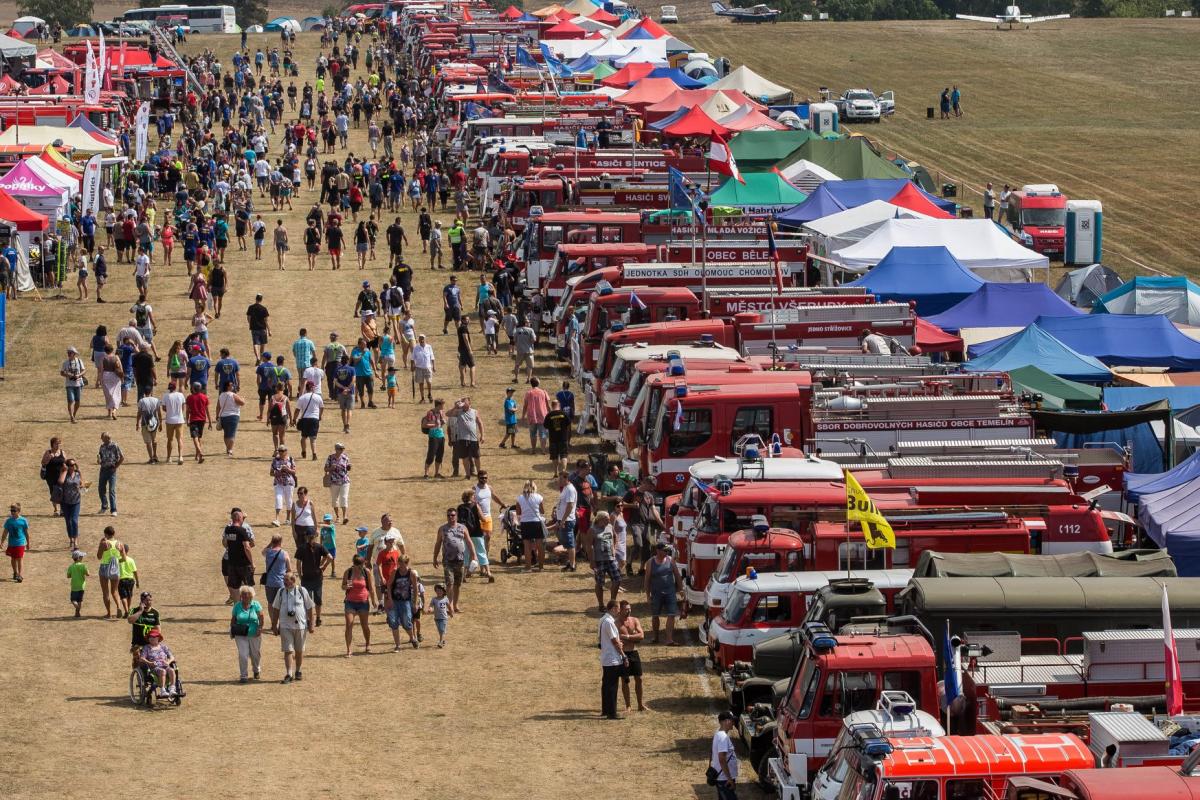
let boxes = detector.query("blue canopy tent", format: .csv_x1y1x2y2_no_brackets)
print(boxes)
569,54,601,72
845,245,983,316
623,26,659,39
963,324,1111,383
823,179,956,215
649,107,689,131
970,314,1200,370
645,67,707,89
1125,449,1200,503
1136,475,1200,575
925,282,1083,333
775,183,848,227
517,12,539,21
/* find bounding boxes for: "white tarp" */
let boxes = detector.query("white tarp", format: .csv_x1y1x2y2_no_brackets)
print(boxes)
613,43,668,66
700,91,744,119
0,126,118,156
568,15,614,32
709,65,791,104
776,157,841,194
832,218,1050,280
805,200,930,256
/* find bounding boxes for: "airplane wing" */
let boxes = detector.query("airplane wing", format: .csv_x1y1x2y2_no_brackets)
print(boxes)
711,1,731,13
955,13,1002,21
1023,13,1070,21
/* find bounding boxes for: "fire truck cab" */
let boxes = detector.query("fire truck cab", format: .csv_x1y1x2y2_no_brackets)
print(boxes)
577,286,701,374
706,572,831,669
1002,765,1200,800
1007,184,1068,259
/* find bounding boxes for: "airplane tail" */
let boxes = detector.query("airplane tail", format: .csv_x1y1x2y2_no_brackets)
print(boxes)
711,1,729,13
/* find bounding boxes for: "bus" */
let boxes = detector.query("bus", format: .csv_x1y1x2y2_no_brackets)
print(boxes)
121,5,237,34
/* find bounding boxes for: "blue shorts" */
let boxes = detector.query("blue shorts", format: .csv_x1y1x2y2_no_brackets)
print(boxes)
435,617,447,636
70,589,84,603
220,415,239,439
557,521,576,551
66,386,81,404
344,600,370,614
650,591,679,617
386,600,414,631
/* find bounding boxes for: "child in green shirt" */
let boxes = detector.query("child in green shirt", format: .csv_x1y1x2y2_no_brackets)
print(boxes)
117,548,139,619
320,513,338,577
66,550,89,618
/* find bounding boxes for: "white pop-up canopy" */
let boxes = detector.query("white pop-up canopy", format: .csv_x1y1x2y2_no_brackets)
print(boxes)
805,199,930,256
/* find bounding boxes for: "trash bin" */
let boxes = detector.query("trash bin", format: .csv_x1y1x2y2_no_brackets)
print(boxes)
926,107,935,119
960,206,973,219
942,183,957,198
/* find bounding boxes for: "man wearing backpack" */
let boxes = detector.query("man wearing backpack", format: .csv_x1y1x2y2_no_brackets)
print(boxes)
354,280,379,319
130,293,160,360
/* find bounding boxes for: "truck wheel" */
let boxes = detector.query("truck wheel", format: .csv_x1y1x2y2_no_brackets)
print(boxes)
756,744,780,790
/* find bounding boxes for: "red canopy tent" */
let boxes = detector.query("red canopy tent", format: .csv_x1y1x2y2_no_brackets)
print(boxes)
614,77,681,108
588,7,620,23
499,4,524,18
889,182,954,219
642,89,718,122
661,105,730,138
543,19,587,39
599,62,655,89
37,49,78,71
0,187,48,231
548,8,575,21
620,17,669,38
720,106,787,131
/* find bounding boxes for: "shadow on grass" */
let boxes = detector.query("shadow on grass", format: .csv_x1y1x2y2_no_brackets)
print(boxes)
650,694,715,715
525,707,604,722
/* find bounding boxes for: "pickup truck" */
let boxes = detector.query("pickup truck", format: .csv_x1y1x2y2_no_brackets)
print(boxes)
835,89,883,123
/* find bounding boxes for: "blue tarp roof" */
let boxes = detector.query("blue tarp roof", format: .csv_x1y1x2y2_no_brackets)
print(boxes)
845,245,984,316
1103,386,1200,412
569,54,600,71
775,183,848,226
963,323,1111,383
623,26,658,39
649,107,688,131
925,282,1083,333
824,179,956,215
1125,449,1200,503
970,314,1200,370
645,66,707,89
517,12,539,21
1137,475,1200,570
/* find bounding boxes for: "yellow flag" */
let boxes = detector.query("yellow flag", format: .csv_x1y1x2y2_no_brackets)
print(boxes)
844,470,896,550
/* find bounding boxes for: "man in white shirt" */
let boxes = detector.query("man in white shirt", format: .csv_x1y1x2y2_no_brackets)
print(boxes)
302,362,325,398
599,599,626,720
271,571,314,683
161,382,186,465
411,334,435,403
551,473,578,572
292,380,325,460
133,250,152,297
135,392,163,463
710,711,739,798
858,329,892,356
369,513,405,611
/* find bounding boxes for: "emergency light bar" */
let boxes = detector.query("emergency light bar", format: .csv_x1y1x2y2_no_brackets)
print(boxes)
801,621,837,654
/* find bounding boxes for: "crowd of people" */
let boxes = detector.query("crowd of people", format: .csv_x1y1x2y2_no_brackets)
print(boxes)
4,13,730,795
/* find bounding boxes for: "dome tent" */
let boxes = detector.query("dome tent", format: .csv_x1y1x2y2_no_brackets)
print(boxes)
1055,263,1124,308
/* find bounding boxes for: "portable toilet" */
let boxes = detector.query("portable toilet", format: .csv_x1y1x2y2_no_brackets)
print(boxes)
1066,199,1103,266
808,102,839,135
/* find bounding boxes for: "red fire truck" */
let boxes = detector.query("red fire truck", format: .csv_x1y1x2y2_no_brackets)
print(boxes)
1007,184,1068,259
575,286,701,374
1002,766,1200,800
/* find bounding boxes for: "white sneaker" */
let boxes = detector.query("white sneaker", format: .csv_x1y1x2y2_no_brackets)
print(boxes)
271,520,281,527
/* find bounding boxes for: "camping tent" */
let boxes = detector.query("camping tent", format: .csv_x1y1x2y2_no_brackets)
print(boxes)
719,104,786,132
728,130,815,170
1007,365,1103,411
971,314,1200,371
707,171,806,212
832,218,1050,280
776,158,840,194
709,65,792,104
779,138,910,182
10,17,43,38
301,16,326,31
802,199,930,255
264,17,301,33
963,324,1111,383
1126,449,1200,503
1093,276,1200,324
925,282,1083,334
661,105,729,138
845,245,984,316
1055,263,1124,308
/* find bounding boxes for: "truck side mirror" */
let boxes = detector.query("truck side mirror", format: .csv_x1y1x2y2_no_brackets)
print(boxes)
668,502,679,515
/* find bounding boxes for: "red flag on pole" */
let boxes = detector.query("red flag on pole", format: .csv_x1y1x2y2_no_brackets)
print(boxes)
1164,583,1185,715
462,6,474,21
766,221,783,294
707,134,744,185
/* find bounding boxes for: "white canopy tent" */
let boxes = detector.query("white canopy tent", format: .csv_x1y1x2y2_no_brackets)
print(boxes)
709,65,792,104
805,200,930,257
831,218,1050,281
776,158,841,194
700,91,745,119
568,15,614,32
613,42,668,66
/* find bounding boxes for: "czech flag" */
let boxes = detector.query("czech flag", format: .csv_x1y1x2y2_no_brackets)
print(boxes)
707,133,744,185
693,478,721,498
629,291,647,311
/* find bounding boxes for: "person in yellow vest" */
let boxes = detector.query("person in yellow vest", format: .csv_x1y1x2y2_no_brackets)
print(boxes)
447,218,466,271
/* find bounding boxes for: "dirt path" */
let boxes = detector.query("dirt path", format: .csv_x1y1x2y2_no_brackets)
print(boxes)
0,31,724,800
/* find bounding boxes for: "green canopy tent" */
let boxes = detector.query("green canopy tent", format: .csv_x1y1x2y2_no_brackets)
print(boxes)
779,137,909,181
728,130,817,171
590,61,618,80
708,172,807,213
1008,364,1104,411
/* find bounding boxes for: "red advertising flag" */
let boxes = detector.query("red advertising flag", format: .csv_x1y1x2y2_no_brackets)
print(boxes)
1164,583,1185,715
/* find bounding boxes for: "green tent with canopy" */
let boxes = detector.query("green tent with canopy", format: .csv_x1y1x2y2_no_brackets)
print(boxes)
1008,364,1104,411
590,62,617,80
728,130,817,171
708,172,807,211
778,137,909,181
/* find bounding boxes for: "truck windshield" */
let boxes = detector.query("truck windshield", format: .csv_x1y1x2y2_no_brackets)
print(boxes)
847,92,874,102
834,767,876,800
713,547,738,583
623,370,647,405
1021,207,1067,227
608,357,633,385
722,589,751,623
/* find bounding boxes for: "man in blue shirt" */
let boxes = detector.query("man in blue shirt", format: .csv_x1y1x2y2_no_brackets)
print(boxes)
333,354,357,433
292,328,316,373
350,338,376,409
80,211,97,254
215,348,240,392
254,352,275,421
500,386,518,449
188,348,211,392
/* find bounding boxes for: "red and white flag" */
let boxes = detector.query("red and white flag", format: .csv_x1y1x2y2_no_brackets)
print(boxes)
1164,583,1185,715
462,6,474,21
707,134,744,184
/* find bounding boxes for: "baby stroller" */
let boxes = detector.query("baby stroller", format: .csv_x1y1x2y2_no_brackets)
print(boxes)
498,506,524,564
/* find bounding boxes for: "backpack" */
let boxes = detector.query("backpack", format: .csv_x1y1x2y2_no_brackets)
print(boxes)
268,398,287,425
134,303,149,327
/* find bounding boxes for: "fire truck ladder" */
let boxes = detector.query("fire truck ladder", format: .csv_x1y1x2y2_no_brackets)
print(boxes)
150,26,204,94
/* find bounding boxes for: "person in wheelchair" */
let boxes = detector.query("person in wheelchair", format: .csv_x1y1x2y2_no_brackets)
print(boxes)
136,629,177,697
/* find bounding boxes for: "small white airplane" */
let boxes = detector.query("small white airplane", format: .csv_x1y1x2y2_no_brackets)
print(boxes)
955,5,1070,28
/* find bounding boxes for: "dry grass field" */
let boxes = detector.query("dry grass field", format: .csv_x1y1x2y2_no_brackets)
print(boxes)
0,29,725,800
676,15,1200,275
